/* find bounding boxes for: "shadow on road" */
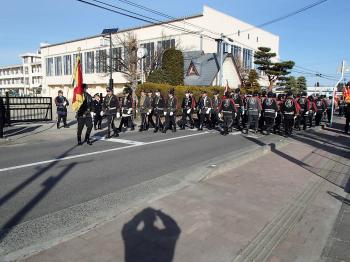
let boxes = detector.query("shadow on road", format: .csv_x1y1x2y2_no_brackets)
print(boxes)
327,191,350,206
0,162,77,241
122,207,181,262
4,125,42,138
0,145,79,241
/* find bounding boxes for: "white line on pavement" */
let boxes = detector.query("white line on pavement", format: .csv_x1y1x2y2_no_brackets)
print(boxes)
0,132,210,173
92,136,146,145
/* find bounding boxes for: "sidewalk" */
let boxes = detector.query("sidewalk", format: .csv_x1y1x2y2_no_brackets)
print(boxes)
12,123,349,262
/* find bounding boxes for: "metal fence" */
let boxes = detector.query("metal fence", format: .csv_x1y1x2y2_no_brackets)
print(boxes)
1,92,52,125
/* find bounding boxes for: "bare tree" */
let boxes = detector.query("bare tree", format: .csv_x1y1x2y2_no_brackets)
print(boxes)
233,55,249,88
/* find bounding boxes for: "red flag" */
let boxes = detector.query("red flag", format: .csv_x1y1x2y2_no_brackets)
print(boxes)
72,56,84,112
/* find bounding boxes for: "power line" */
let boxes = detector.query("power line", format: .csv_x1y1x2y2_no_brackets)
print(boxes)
76,0,216,41
227,0,329,35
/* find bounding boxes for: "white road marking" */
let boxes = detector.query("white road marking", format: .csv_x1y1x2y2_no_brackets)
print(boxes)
229,131,242,136
93,136,146,145
0,132,210,172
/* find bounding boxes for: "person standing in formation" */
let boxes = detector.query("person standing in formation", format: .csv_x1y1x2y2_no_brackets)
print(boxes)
262,91,278,135
102,88,120,138
163,89,177,133
138,89,152,132
55,90,69,129
218,92,236,135
119,88,134,132
76,84,94,145
92,94,102,130
152,89,165,133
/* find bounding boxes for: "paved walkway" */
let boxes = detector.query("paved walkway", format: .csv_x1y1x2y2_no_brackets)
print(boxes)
8,120,347,262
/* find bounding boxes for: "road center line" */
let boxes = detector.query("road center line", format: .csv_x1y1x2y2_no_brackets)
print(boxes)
0,132,210,173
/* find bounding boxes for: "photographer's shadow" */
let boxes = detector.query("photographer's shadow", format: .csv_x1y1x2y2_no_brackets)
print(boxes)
122,207,181,262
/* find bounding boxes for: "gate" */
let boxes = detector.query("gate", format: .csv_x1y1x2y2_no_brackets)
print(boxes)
1,92,53,125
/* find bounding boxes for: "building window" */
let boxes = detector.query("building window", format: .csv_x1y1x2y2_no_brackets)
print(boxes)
238,30,240,36
84,51,94,74
243,48,253,69
248,34,250,40
140,42,155,69
23,57,29,64
25,78,29,85
63,55,72,75
96,49,107,73
111,47,123,72
233,45,242,60
257,37,259,43
46,58,54,76
157,39,175,51
73,53,83,70
54,56,62,76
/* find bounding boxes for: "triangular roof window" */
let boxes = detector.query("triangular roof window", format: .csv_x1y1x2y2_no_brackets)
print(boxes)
187,61,199,76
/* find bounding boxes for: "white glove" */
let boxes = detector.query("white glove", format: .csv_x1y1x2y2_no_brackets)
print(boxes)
116,112,121,119
100,111,104,117
187,109,191,114
259,113,261,117
164,112,167,116
294,116,297,120
127,108,132,114
305,111,309,115
148,109,152,114
136,109,139,114
218,113,222,118
275,112,278,118
90,112,95,118
146,112,150,116
63,101,67,106
206,108,211,114
170,112,174,116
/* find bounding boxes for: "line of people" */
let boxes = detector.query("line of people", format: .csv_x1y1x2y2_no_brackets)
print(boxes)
55,84,349,146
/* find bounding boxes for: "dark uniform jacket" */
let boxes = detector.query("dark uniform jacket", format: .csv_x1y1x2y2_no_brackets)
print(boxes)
55,96,69,116
262,98,278,118
77,92,94,118
166,96,177,113
182,96,193,110
153,95,165,114
212,96,221,112
197,96,212,113
103,94,120,116
296,97,310,115
121,95,133,115
139,95,151,114
281,98,297,117
246,97,262,116
315,98,326,113
219,98,236,114
93,99,102,116
233,94,244,113
0,98,5,124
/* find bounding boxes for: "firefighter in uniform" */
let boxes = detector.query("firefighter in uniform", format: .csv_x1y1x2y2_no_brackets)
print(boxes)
308,96,318,128
218,92,237,135
163,89,177,133
55,90,69,129
315,95,326,126
76,84,94,145
262,91,278,135
92,94,103,130
197,90,212,131
180,90,195,130
296,92,310,130
119,88,134,132
233,88,244,131
211,91,221,129
245,92,262,134
281,91,298,137
102,88,120,138
138,89,151,132
152,89,165,133
146,90,155,129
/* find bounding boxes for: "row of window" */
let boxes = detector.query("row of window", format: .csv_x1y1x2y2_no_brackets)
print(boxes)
222,44,253,69
45,39,176,77
0,68,23,76
0,78,24,85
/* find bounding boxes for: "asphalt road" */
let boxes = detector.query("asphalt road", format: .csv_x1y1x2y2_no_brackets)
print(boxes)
0,127,283,255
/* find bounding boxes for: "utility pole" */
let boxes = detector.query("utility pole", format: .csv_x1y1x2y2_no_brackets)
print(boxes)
219,33,224,87
330,60,345,127
101,28,119,91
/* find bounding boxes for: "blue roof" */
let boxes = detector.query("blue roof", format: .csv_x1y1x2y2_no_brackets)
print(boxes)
183,51,229,86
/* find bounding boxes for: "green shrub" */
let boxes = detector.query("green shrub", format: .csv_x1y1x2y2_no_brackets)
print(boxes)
162,49,184,86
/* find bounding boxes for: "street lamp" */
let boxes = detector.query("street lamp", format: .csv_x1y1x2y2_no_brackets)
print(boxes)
101,28,119,91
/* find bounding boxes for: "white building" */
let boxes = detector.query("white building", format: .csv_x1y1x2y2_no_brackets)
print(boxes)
0,53,42,96
40,5,279,98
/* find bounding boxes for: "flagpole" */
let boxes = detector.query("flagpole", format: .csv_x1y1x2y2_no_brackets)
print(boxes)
330,60,345,127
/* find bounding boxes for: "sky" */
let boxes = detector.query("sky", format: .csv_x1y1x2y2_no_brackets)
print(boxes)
0,0,349,86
